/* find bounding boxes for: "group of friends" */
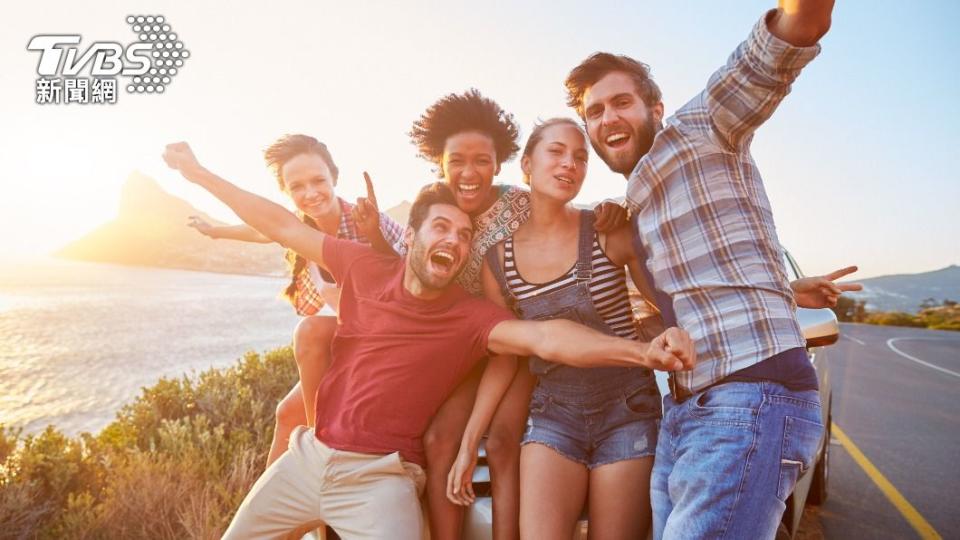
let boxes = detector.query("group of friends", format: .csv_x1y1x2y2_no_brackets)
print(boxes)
163,2,862,538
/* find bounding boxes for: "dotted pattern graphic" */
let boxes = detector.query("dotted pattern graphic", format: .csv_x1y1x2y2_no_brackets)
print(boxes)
124,15,189,94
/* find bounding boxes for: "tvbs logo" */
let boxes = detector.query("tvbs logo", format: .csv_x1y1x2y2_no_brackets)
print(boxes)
28,15,189,105
28,36,153,77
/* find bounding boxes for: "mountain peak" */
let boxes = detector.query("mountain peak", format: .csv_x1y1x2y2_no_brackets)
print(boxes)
118,172,201,225
59,172,286,276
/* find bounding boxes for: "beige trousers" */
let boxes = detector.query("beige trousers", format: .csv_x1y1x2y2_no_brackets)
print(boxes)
222,426,426,540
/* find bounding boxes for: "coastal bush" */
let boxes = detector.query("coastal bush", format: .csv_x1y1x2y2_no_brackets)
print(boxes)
861,302,960,332
918,304,960,331
865,311,924,328
0,346,297,538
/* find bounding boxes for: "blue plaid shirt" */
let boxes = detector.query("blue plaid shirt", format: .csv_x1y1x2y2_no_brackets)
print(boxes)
625,12,820,393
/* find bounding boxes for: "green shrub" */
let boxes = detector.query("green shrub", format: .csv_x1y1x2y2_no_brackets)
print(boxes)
0,346,297,539
863,305,960,332
865,311,925,328
918,305,960,332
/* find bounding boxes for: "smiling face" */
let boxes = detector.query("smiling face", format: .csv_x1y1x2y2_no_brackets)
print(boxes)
523,122,589,203
280,152,338,220
582,71,663,176
405,203,474,291
441,131,500,216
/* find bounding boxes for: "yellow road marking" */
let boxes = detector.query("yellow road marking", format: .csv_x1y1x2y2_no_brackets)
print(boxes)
832,422,942,540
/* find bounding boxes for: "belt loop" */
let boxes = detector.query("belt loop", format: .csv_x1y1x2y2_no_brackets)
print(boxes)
669,375,693,404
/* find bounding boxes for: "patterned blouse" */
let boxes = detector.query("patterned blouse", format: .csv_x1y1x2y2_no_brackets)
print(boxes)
457,184,531,297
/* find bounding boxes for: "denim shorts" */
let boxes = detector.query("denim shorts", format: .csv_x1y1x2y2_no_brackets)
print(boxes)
522,379,662,469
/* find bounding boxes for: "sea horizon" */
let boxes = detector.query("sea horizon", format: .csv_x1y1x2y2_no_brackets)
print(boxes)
0,256,300,436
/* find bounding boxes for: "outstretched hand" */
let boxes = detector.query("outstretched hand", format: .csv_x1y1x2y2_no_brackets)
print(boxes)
351,172,382,239
162,142,206,181
593,200,629,233
791,265,863,309
645,327,696,371
446,445,478,507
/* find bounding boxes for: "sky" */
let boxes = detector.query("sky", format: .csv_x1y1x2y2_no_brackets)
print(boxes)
1,0,958,279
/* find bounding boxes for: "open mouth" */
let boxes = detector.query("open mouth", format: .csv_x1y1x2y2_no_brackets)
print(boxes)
554,174,575,186
604,132,630,149
429,248,457,275
457,183,481,198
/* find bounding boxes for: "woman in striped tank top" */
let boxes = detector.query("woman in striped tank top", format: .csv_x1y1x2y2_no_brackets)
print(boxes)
478,118,664,539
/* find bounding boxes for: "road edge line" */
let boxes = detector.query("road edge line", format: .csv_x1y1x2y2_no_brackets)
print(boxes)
886,338,960,378
832,422,942,540
843,334,866,346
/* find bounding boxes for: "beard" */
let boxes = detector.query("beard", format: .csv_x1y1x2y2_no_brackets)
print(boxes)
594,115,661,175
408,234,462,291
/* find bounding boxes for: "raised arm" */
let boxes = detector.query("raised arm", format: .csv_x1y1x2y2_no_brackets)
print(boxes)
770,0,834,47
698,2,830,151
163,142,328,269
187,216,272,243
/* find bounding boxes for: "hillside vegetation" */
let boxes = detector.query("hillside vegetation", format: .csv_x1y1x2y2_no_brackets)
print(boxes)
0,347,297,539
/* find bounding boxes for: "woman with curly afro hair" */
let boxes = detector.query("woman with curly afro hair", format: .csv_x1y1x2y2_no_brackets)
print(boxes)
411,89,628,539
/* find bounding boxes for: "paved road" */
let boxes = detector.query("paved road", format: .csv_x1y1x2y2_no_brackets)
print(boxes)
797,323,960,539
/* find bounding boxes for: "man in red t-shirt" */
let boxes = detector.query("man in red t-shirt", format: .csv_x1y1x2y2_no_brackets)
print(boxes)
164,142,695,539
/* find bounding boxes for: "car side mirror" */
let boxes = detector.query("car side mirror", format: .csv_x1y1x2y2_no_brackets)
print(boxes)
797,307,840,348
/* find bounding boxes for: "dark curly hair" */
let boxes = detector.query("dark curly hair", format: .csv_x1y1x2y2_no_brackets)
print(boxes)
565,53,662,119
409,89,520,176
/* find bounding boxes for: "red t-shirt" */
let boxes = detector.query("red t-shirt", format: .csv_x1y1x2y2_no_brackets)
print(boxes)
314,237,515,466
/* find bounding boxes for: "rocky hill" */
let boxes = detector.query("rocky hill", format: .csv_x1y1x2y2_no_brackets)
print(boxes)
846,265,960,313
58,172,415,277
57,172,288,276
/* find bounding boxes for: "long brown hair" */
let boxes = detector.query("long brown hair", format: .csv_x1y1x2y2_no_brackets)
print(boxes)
282,214,321,304
263,134,339,306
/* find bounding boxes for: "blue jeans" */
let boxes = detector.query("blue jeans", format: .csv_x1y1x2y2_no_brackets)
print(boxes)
651,381,823,539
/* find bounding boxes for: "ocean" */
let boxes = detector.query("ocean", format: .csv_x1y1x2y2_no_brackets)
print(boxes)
0,257,300,436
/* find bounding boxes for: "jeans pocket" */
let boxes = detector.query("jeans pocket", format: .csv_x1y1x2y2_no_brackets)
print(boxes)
777,416,824,501
623,384,662,417
689,383,761,426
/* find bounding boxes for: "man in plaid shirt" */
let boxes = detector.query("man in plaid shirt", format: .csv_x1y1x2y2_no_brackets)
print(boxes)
566,1,837,537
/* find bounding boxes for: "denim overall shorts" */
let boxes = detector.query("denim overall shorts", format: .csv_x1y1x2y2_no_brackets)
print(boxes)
486,210,661,468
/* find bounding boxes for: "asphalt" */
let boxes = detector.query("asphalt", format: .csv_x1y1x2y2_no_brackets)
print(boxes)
795,323,960,539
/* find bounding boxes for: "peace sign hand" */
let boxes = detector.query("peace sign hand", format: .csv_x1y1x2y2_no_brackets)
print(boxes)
791,265,864,309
